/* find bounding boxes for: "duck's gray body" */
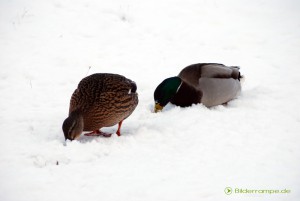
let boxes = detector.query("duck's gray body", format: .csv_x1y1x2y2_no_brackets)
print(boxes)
173,63,242,107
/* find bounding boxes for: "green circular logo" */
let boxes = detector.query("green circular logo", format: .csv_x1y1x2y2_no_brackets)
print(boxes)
225,187,232,195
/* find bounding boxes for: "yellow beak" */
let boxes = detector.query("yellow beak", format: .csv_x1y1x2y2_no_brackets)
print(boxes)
154,103,163,113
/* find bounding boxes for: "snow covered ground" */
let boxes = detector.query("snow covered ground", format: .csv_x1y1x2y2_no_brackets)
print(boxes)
1,0,300,200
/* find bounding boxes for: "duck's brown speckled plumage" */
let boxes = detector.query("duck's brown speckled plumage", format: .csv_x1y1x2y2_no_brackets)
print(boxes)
69,73,138,132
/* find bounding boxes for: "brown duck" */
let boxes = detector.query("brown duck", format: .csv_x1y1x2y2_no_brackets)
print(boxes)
154,63,243,112
62,73,138,140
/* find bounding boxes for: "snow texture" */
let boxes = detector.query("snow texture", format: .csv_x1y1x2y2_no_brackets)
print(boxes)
0,0,300,201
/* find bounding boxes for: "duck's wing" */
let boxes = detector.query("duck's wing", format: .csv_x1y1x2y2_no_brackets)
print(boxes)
199,64,242,107
200,64,241,80
77,73,136,93
178,63,242,107
179,63,241,85
69,73,137,114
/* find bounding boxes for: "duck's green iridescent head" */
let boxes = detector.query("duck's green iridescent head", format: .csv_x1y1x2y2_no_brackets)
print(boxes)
154,77,182,112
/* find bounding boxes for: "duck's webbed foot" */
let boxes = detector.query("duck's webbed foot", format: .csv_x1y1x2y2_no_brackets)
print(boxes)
84,130,112,137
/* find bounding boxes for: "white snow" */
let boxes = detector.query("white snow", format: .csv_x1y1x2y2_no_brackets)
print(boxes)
1,0,300,201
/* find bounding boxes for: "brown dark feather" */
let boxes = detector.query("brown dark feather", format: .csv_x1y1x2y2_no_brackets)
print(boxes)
69,73,138,131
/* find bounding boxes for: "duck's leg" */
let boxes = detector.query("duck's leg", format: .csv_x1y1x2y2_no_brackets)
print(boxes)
84,130,112,137
116,121,123,136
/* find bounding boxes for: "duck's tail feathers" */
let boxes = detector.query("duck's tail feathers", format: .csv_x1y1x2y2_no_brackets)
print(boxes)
229,65,244,85
230,66,240,70
130,81,137,94
240,74,245,85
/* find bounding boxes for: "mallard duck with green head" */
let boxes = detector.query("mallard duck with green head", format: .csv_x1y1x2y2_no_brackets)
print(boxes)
62,73,138,140
154,63,243,112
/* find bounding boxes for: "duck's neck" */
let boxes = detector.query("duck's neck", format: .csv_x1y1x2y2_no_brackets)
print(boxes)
170,81,202,107
69,111,84,129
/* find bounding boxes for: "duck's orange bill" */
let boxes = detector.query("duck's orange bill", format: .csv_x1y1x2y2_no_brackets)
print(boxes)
154,103,163,113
